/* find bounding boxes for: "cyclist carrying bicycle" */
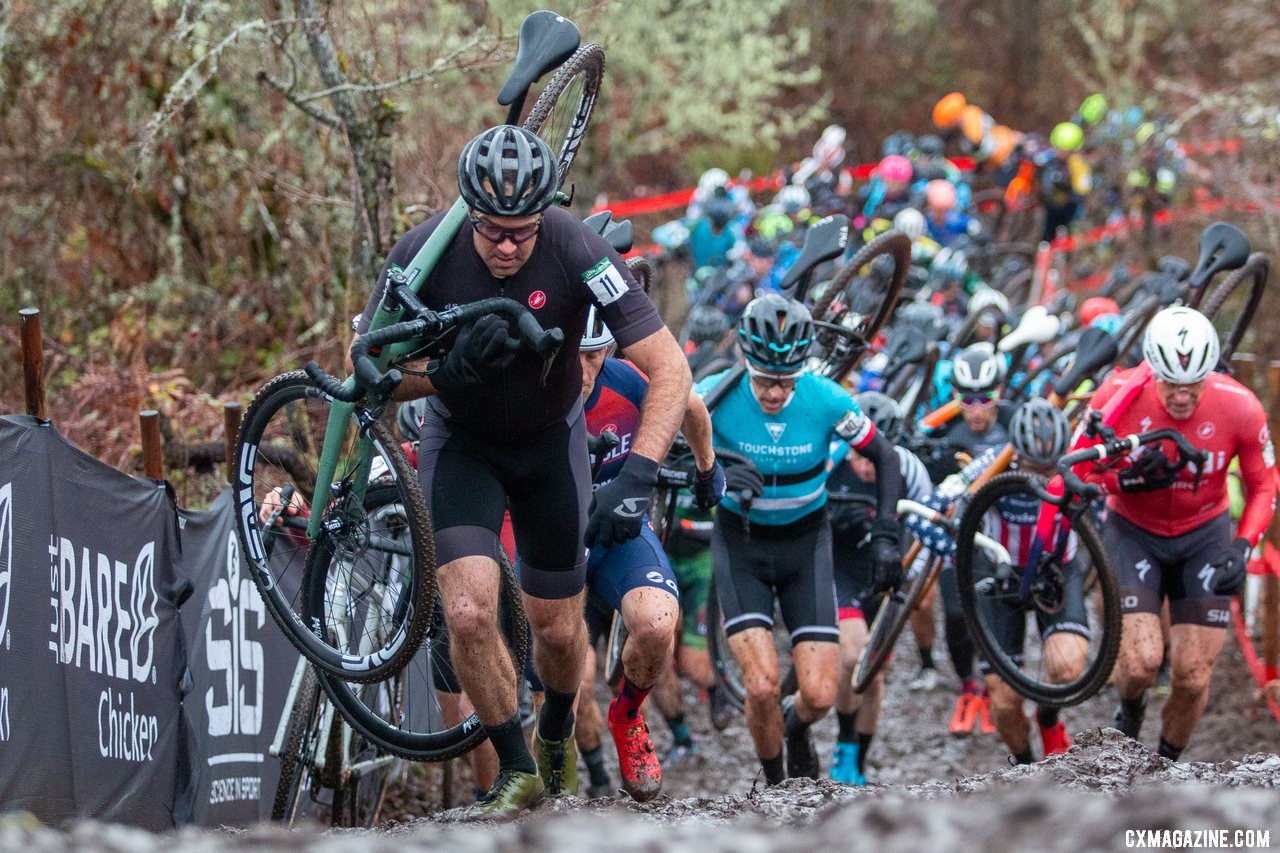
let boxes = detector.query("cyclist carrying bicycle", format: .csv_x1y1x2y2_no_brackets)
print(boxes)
1079,306,1275,760
912,399,1087,763
825,391,933,784
574,308,725,801
353,125,692,817
918,342,1015,736
696,293,904,785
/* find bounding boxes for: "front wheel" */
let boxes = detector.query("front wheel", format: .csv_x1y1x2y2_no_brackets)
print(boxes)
234,371,435,682
955,472,1121,707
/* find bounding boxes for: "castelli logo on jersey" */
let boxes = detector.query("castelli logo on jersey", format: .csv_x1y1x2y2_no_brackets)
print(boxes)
1198,421,1215,439
528,290,547,309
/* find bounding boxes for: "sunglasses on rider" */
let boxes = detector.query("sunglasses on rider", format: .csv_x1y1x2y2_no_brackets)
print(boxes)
958,390,998,408
469,214,543,245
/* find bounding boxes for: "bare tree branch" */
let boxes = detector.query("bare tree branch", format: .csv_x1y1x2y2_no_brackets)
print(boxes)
257,70,341,127
295,31,500,103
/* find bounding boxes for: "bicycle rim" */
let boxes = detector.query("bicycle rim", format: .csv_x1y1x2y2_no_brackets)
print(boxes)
853,554,937,691
603,609,627,688
523,42,604,188
317,551,528,761
955,472,1122,707
235,371,434,682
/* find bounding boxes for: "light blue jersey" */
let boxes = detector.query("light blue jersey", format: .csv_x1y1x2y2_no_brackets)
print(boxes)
695,370,875,525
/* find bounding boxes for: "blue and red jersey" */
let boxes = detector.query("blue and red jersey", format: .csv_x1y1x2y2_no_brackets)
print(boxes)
584,358,649,487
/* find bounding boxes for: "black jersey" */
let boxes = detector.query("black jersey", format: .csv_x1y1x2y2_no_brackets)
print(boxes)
920,401,1014,484
357,206,664,441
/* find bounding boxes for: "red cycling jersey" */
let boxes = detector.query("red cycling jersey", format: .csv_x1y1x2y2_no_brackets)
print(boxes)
1077,367,1276,544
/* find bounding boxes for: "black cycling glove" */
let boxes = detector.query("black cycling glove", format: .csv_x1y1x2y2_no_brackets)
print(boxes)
427,314,517,394
868,518,903,592
689,460,727,510
828,500,875,542
585,454,660,549
1211,537,1252,596
723,463,765,504
1116,445,1184,493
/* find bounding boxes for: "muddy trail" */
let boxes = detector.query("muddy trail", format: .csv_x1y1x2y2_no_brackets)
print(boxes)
4,731,1279,852
5,616,1279,852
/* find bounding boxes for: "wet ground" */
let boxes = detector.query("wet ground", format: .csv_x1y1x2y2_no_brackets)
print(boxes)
6,606,1276,852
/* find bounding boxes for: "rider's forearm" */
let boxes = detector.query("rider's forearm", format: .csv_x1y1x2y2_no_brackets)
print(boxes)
861,430,905,525
681,391,716,472
621,329,693,463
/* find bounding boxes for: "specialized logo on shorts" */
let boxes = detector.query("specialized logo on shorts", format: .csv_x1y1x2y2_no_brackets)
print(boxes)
1198,563,1215,593
1135,558,1152,583
583,258,628,306
1197,421,1215,439
528,290,547,309
765,422,787,443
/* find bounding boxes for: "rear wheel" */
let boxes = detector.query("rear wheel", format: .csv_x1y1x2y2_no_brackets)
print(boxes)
523,42,605,187
955,472,1121,706
318,551,528,761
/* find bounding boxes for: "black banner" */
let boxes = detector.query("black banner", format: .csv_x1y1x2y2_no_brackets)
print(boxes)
0,415,189,831
178,486,300,826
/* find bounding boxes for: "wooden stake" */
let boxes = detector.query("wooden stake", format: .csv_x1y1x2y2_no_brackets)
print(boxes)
19,308,47,420
223,402,242,486
140,410,164,480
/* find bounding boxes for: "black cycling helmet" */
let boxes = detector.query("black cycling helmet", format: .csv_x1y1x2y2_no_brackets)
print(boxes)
882,130,915,158
736,293,815,374
916,133,945,158
854,391,903,442
1010,397,1071,467
705,195,737,230
457,125,559,217
686,305,731,346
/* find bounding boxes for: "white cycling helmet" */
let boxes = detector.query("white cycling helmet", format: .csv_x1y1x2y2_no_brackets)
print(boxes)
697,167,730,194
968,286,1010,318
952,341,1006,392
893,207,927,240
581,304,615,352
1142,306,1219,384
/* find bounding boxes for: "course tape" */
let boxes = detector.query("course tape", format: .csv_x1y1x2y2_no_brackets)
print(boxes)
595,139,1243,220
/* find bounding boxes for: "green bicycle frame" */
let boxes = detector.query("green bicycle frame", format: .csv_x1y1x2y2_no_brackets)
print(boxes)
305,199,470,540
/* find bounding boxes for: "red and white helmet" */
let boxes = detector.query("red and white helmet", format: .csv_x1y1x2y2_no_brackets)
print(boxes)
1142,306,1219,383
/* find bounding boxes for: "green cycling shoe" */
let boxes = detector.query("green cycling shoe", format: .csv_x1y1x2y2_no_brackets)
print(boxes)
536,729,580,797
469,770,545,819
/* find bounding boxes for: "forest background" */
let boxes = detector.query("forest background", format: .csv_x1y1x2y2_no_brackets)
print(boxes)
1,0,1279,499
